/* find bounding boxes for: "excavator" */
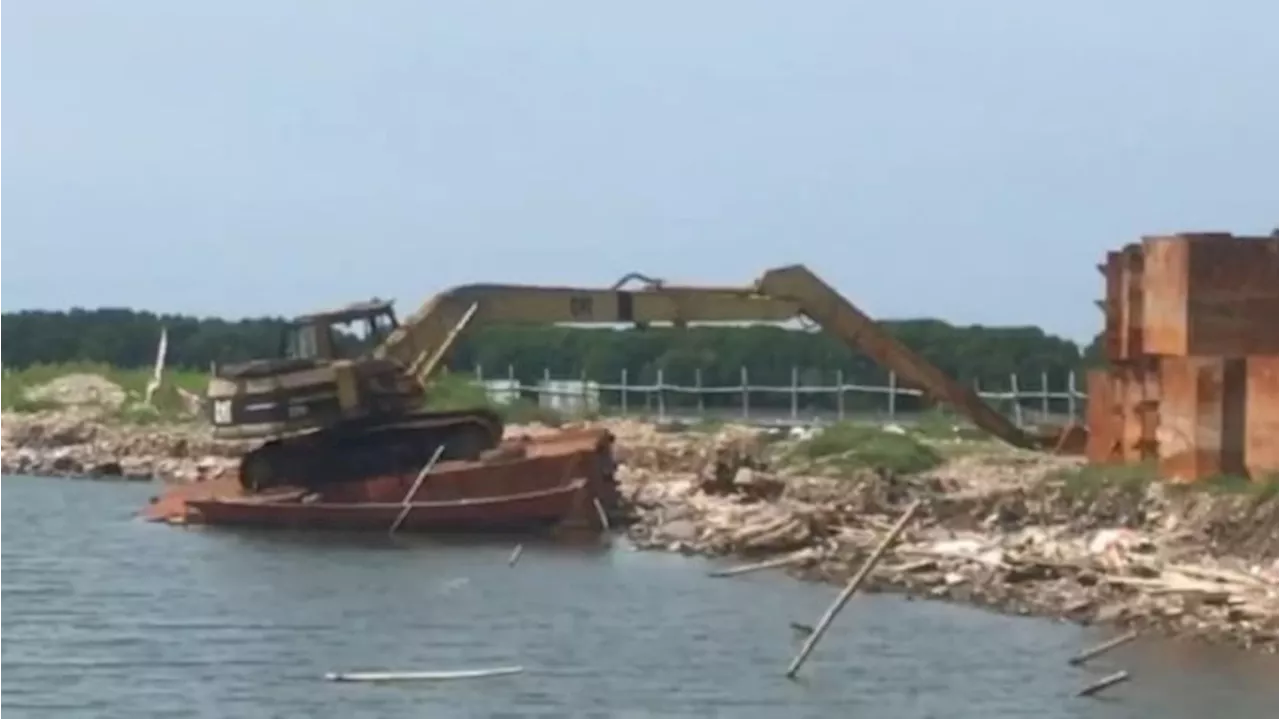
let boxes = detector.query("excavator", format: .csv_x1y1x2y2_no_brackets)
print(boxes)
206,264,1050,491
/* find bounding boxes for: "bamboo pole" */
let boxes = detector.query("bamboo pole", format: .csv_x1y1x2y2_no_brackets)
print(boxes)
325,666,524,683
507,544,524,567
1067,630,1138,666
1076,670,1130,697
388,445,447,536
707,549,816,578
784,499,921,678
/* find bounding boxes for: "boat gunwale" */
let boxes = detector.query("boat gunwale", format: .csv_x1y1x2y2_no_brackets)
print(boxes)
186,477,589,512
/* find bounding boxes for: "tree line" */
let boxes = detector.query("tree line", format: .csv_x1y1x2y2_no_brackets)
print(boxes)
1,308,1102,411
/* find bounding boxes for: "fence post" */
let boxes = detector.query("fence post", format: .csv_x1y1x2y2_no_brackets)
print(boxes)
543,367,552,411
836,369,845,421
740,366,750,421
580,368,589,416
1067,370,1077,420
657,367,666,422
508,364,516,404
790,366,799,422
1009,373,1023,427
695,368,705,417
474,364,483,382
620,368,629,415
1040,371,1050,421
888,371,898,420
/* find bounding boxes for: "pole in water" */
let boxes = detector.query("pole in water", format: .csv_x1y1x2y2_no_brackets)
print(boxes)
1068,630,1138,666
784,499,921,679
508,544,524,567
1076,670,1130,698
325,665,525,683
389,444,446,536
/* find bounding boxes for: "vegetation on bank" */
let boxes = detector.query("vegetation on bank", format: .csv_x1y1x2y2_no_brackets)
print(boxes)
2,308,1103,414
784,421,945,475
1050,462,1280,501
1,362,208,420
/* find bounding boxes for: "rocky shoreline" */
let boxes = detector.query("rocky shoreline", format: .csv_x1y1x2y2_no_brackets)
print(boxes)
1,410,244,482
3,408,1276,652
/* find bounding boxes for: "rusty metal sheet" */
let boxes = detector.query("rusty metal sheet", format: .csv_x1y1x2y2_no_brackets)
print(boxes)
1156,356,1248,482
1245,356,1278,478
1119,359,1159,463
1118,244,1146,361
1100,252,1123,363
1186,235,1279,356
1141,235,1191,357
1085,368,1120,463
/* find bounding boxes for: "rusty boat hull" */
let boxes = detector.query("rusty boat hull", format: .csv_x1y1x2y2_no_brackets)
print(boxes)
184,479,590,533
145,427,618,535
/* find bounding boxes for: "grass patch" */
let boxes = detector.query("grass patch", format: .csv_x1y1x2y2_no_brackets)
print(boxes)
788,421,943,475
908,408,990,442
1051,462,1280,503
1170,472,1280,501
1049,462,1157,502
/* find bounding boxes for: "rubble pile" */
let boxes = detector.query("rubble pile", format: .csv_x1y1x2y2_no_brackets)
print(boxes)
1,410,244,482
605,418,1279,651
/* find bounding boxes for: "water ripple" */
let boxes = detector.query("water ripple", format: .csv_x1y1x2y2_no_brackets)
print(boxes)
2,475,1276,719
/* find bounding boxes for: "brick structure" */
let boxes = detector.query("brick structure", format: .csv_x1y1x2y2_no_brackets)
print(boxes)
1087,232,1278,482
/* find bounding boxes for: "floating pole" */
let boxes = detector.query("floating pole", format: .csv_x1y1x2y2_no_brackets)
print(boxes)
508,544,525,567
593,498,611,532
784,499,921,679
1076,670,1130,697
707,549,815,578
1068,630,1138,666
325,665,525,683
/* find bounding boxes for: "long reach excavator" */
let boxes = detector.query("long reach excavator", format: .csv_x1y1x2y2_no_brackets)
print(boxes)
207,265,1046,491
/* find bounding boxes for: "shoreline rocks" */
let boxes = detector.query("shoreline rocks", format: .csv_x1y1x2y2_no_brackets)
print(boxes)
1,410,243,482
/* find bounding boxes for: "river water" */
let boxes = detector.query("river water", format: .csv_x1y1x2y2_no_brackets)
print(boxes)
1,475,1275,718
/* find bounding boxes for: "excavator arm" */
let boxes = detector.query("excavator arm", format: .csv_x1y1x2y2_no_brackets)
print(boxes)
376,264,1039,450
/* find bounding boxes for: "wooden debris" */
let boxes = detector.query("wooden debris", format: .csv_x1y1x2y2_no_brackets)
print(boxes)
1068,630,1138,666
784,499,921,679
324,665,525,683
1076,670,1130,697
387,445,446,536
707,549,816,578
508,544,524,567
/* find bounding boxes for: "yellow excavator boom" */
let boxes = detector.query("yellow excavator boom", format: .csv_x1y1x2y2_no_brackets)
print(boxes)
376,264,1038,450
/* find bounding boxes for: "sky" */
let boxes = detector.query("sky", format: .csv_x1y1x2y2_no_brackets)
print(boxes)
2,1,1276,343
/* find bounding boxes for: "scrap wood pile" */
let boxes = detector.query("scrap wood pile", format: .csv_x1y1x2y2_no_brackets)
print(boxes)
599,417,1279,650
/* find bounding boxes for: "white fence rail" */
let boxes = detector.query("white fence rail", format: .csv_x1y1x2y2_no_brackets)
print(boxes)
470,366,1087,428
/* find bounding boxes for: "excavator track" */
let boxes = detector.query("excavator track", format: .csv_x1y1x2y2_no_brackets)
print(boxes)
237,408,504,492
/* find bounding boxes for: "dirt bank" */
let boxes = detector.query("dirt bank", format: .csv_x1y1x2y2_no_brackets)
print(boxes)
602,419,1279,653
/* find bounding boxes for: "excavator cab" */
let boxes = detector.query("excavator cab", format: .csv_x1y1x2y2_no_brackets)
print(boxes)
283,300,400,362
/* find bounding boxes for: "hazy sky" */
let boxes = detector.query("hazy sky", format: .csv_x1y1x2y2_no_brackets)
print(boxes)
3,1,1276,342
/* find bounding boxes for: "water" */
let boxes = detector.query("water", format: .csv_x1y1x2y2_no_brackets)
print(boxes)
2,476,1275,718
